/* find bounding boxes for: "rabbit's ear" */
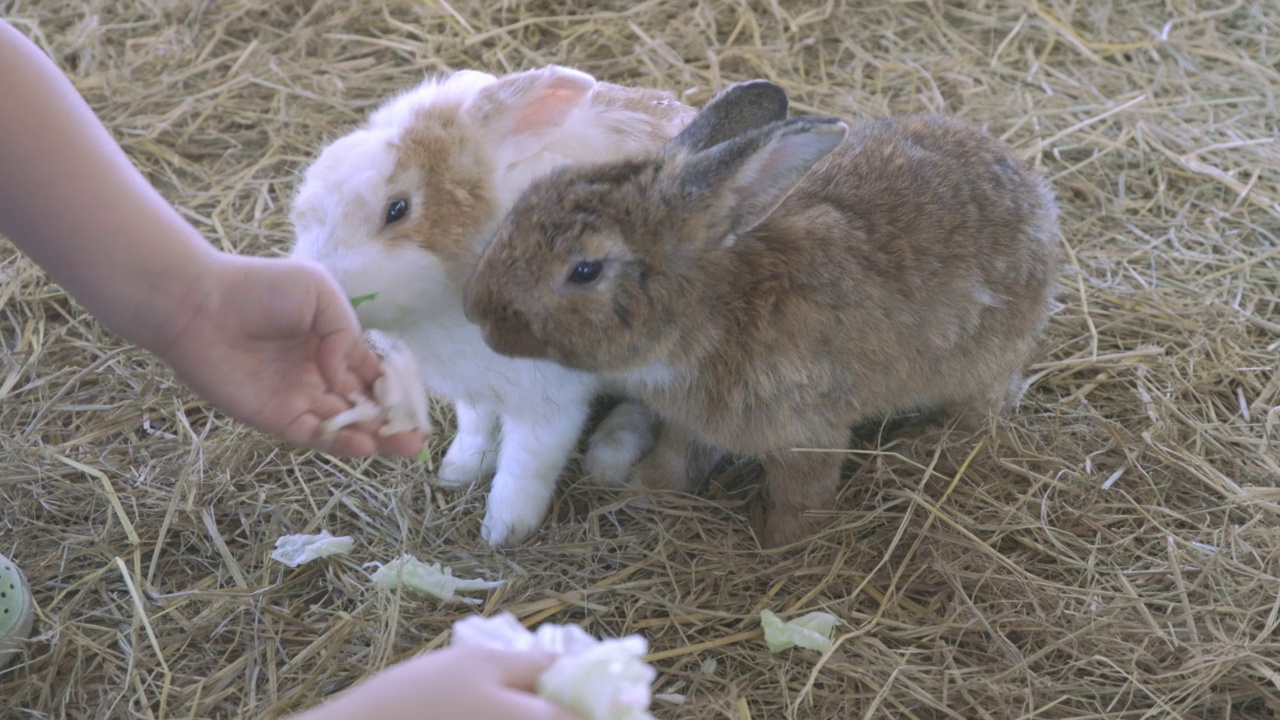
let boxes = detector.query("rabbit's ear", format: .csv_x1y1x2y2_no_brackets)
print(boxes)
670,117,848,245
468,65,597,167
667,80,789,154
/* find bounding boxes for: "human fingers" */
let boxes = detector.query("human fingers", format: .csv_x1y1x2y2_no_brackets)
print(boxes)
375,430,428,459
281,411,377,457
314,327,375,403
470,648,585,720
483,648,560,693
299,392,426,459
297,258,362,336
493,692,586,720
345,337,386,388
340,343,430,457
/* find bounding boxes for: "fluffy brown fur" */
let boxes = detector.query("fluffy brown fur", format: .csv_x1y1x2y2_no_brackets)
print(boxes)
464,80,1061,548
395,102,499,272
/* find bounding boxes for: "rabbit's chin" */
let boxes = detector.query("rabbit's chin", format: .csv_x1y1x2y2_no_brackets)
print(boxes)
481,323,670,376
477,321,550,362
475,322,628,375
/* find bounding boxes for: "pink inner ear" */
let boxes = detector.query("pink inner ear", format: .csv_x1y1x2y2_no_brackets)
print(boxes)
508,85,589,137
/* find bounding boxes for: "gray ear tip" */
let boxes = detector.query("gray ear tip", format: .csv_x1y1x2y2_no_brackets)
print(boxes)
725,79,789,113
730,78,787,96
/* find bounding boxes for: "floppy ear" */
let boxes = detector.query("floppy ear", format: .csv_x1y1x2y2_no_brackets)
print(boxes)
667,79,790,154
670,117,848,245
467,65,597,167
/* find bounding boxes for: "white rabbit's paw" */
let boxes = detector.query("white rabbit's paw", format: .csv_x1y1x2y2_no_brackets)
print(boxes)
584,437,644,488
437,435,498,488
479,498,544,547
583,401,656,487
480,467,555,547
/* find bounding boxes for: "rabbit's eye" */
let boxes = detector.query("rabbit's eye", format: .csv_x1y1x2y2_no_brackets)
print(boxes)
567,260,603,285
385,199,409,225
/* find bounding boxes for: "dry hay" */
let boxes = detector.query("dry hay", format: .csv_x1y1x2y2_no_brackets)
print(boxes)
1,0,1278,718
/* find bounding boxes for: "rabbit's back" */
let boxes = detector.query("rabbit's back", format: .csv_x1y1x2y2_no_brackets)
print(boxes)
808,114,1056,292
680,114,1060,436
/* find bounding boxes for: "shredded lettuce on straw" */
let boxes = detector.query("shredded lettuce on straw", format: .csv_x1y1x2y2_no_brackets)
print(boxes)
270,530,355,568
452,612,656,720
759,609,840,653
367,554,504,604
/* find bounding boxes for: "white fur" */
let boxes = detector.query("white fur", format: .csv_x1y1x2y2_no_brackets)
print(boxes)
623,360,678,391
289,67,694,546
488,85,696,210
289,130,449,330
583,400,658,487
367,70,497,133
389,311,599,545
971,282,1004,307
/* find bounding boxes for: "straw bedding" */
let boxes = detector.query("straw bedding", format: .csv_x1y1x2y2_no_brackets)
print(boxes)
1,0,1277,718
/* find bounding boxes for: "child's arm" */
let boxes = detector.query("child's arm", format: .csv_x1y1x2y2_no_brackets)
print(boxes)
0,19,216,355
0,21,424,458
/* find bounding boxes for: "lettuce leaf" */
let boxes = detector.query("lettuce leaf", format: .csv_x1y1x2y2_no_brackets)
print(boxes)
759,609,839,653
452,612,656,720
270,530,355,568
368,555,504,604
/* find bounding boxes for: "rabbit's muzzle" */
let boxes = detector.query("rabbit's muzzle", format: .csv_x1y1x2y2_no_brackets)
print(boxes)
465,288,550,361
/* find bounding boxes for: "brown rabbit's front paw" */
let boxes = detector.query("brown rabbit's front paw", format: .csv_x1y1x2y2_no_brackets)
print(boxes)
762,507,824,549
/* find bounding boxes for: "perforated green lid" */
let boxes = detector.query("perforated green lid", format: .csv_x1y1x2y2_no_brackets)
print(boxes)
0,553,34,672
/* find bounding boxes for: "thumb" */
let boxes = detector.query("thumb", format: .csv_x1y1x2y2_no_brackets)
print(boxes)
299,260,376,394
298,257,361,337
485,648,560,693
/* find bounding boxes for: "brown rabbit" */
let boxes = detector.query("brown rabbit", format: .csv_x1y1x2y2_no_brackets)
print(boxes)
463,80,1061,548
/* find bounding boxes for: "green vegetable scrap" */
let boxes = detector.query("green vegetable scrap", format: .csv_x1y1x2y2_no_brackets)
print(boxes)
368,554,504,604
349,293,378,308
759,609,839,653
270,530,355,568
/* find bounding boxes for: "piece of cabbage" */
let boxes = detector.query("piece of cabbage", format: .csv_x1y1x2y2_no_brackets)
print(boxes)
759,609,839,653
270,530,355,568
321,338,431,438
368,555,504,604
452,612,656,720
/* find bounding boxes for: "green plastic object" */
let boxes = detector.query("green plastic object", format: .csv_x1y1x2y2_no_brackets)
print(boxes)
0,553,34,672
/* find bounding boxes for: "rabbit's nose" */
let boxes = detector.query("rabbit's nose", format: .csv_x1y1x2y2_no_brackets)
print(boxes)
462,274,494,324
479,306,549,360
464,287,549,360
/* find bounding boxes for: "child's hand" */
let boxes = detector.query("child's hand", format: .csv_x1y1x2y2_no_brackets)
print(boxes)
293,645,584,720
153,252,426,458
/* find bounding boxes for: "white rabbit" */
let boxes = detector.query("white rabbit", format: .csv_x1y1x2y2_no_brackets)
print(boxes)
288,65,696,546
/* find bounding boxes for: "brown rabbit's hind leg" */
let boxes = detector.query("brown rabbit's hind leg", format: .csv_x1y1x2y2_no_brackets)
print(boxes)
1001,368,1034,414
963,366,1036,427
848,407,951,447
927,361,1034,436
